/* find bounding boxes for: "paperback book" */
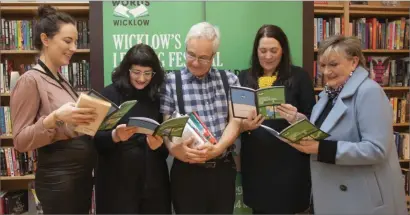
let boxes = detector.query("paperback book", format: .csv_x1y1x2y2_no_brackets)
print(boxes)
230,86,285,120
74,89,137,136
127,115,189,137
171,111,217,148
261,118,330,143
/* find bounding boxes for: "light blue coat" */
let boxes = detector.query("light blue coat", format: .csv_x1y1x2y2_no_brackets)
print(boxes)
310,66,407,214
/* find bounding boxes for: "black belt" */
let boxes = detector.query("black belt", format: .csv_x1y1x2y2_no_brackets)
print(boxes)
195,153,233,168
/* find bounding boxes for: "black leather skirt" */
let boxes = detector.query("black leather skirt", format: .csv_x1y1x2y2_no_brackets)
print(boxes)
35,135,97,214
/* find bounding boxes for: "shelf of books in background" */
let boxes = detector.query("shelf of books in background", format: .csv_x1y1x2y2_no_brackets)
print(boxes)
313,0,410,211
0,2,95,214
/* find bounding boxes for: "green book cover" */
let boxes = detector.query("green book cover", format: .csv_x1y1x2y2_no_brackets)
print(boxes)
230,86,285,120
261,118,330,143
99,100,137,130
127,115,189,137
86,89,138,130
279,119,330,142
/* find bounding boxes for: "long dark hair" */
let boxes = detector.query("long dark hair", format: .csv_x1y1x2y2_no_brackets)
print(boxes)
248,24,293,89
112,43,165,100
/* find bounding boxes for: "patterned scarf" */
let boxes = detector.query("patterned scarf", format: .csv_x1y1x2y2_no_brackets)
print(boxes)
324,71,354,103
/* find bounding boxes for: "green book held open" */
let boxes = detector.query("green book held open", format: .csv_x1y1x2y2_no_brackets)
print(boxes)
230,86,285,120
261,118,330,143
127,115,189,137
87,89,138,130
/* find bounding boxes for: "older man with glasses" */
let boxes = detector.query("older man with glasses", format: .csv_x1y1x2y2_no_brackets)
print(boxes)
160,22,258,214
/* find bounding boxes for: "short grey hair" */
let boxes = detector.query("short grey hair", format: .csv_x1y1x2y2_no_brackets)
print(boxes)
185,22,220,53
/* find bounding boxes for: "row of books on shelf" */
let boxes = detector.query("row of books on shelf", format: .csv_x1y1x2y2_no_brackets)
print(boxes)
313,17,343,49
313,56,410,87
313,17,410,50
0,189,30,215
401,168,410,197
0,107,11,136
0,18,90,50
0,147,37,177
0,60,91,94
0,184,95,215
390,96,409,124
349,18,409,50
395,132,410,160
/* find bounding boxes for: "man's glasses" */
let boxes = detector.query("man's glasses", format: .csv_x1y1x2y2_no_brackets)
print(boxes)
185,52,213,65
129,69,156,78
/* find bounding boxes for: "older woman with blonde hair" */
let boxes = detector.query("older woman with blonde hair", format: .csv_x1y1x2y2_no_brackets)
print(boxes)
284,35,407,214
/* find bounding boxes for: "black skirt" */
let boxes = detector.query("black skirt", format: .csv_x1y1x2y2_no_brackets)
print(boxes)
35,135,97,214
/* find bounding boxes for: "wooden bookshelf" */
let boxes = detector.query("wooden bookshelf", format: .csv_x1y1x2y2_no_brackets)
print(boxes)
314,49,410,53
0,135,12,139
0,49,90,54
0,2,89,15
0,3,91,194
0,174,35,181
314,87,410,92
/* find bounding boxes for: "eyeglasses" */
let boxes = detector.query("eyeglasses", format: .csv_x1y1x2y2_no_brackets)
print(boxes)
129,69,156,78
185,52,213,65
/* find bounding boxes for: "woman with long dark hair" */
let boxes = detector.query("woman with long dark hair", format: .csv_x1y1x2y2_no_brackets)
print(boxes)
239,24,316,214
94,43,171,214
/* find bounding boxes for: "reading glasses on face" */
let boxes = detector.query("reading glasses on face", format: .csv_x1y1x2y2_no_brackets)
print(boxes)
129,70,156,78
185,52,213,65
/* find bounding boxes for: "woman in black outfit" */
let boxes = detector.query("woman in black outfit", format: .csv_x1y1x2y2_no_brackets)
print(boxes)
239,24,316,214
94,44,171,214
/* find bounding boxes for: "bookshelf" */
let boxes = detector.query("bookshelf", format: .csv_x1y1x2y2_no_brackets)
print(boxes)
0,0,92,195
312,1,410,210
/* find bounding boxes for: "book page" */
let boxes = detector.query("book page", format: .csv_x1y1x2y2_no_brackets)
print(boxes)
98,100,137,130
279,119,321,143
256,86,285,120
127,117,160,135
87,89,119,116
128,4,148,18
74,93,111,136
155,115,189,137
230,86,257,118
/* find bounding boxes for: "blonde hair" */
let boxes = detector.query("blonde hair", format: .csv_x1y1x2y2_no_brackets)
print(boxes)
317,35,367,70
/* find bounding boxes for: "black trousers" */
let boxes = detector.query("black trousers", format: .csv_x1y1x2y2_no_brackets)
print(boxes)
170,154,236,214
35,136,96,214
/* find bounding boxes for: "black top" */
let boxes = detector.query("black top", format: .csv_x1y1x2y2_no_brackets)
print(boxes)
316,98,338,164
93,84,170,213
239,65,316,213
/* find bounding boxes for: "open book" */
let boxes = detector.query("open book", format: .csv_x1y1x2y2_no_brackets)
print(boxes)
170,111,217,148
230,86,285,120
127,115,189,137
74,90,137,136
261,118,330,143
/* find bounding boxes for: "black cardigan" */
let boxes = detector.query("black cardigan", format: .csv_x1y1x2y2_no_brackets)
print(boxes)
93,84,170,213
239,65,316,213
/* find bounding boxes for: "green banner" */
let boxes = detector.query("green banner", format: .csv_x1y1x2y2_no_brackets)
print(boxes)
102,1,204,85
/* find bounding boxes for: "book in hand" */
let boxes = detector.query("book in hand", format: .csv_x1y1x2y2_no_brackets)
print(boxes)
230,86,285,120
170,111,217,148
74,90,137,136
127,115,189,137
87,89,138,130
186,111,217,145
261,118,330,143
